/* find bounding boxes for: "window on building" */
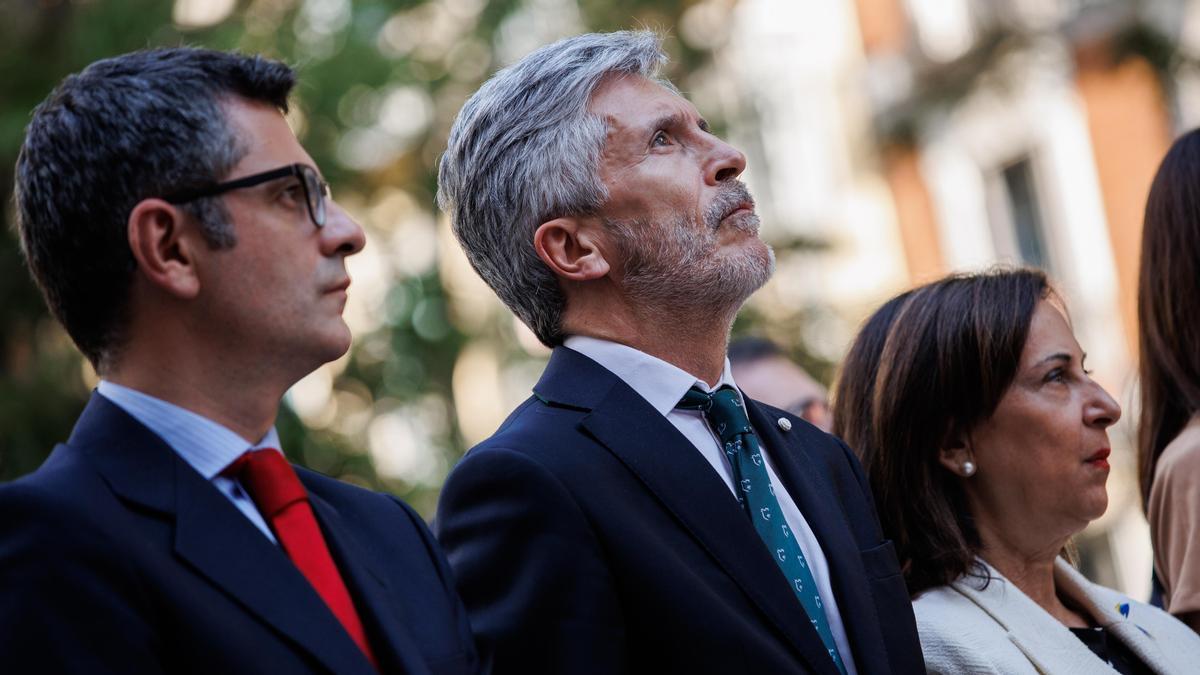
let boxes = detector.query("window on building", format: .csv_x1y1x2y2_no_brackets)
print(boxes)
1000,157,1051,270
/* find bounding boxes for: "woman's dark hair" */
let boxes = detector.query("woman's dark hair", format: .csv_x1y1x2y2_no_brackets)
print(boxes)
1138,129,1200,509
863,268,1050,596
832,289,913,462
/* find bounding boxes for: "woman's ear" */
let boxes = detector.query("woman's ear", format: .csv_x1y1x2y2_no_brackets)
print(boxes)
938,431,977,478
533,217,610,282
127,198,202,299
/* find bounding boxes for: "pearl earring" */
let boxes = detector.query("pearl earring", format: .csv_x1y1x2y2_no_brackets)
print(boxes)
962,460,976,477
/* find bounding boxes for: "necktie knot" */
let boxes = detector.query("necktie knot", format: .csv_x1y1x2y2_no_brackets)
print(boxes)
677,386,753,443
677,384,847,673
223,448,308,519
221,447,378,669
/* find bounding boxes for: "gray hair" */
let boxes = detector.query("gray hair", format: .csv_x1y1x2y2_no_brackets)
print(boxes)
437,31,671,346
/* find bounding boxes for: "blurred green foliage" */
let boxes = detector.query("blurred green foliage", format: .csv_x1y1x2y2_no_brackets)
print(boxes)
0,0,827,516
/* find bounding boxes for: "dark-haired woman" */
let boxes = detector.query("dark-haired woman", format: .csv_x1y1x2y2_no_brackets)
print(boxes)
1140,129,1200,633
850,268,1200,674
832,289,911,463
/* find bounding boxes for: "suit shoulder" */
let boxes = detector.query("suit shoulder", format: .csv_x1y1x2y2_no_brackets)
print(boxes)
749,399,808,431
912,586,1009,673
463,396,591,466
752,399,868,485
0,446,114,529
491,395,547,434
913,585,983,640
0,466,140,587
296,469,462,594
913,584,978,621
296,466,389,500
493,395,582,436
444,442,576,499
0,474,78,526
752,400,849,456
297,467,429,530
438,443,595,546
912,585,1011,652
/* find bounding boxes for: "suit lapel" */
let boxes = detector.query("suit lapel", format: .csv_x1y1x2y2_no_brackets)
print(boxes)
746,400,891,673
575,376,840,675
77,394,375,675
1053,559,1175,675
953,560,1103,674
307,491,432,675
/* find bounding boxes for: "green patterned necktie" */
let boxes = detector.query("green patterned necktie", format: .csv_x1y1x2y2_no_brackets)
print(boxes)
677,385,847,674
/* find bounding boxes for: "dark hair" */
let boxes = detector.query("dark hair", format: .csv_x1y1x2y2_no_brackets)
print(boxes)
1138,129,1200,509
15,47,295,371
831,289,913,460
864,268,1050,596
727,336,784,366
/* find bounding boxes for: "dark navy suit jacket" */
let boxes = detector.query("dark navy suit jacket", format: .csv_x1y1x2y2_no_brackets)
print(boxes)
0,393,481,674
436,347,923,674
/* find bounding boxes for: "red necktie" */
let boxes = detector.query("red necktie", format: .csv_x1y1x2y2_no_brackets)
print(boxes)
225,449,378,669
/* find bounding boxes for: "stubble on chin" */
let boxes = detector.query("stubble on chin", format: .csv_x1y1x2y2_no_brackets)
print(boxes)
605,194,774,315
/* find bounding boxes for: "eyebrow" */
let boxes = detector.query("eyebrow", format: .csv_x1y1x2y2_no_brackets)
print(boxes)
645,113,709,136
1034,352,1073,367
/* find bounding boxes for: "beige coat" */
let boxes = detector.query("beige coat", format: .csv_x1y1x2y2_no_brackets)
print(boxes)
914,558,1200,674
1148,414,1200,615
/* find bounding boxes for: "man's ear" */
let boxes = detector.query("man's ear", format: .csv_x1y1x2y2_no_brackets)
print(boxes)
938,430,976,478
127,198,202,299
533,217,610,282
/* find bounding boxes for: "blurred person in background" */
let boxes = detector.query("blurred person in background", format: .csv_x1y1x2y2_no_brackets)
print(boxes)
0,48,480,674
728,336,832,432
856,268,1200,674
435,30,923,675
831,290,913,459
1139,128,1200,634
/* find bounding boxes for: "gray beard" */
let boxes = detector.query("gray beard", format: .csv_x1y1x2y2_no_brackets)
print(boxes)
605,188,775,316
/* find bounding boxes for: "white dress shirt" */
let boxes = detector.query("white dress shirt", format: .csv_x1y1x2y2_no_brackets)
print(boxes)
564,335,858,674
97,380,282,543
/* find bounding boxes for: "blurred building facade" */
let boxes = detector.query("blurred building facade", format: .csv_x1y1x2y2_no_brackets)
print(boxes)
701,0,1200,599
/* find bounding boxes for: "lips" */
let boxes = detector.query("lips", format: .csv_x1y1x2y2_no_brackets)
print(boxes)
721,201,754,222
706,182,758,231
324,277,351,294
1085,448,1111,470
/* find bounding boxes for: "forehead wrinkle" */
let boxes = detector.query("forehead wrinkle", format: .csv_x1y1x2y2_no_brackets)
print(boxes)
590,75,696,138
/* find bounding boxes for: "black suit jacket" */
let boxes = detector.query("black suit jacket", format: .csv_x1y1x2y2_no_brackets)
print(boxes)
0,393,481,674
435,347,923,674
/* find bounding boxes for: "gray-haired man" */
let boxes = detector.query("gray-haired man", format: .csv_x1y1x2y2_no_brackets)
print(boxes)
436,31,923,674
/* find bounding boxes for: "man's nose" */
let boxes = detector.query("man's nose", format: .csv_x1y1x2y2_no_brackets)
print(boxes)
320,201,366,257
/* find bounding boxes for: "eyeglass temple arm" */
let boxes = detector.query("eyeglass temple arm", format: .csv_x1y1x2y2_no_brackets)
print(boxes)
163,165,299,204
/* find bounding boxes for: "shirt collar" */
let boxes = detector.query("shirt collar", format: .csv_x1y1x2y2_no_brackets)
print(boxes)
563,335,740,416
96,380,280,479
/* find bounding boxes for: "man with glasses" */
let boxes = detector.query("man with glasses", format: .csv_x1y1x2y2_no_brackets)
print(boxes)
2,48,480,674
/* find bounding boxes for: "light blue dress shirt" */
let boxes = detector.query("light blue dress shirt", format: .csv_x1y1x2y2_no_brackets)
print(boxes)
96,380,282,544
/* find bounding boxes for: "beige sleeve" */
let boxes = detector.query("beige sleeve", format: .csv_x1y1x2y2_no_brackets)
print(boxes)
1149,434,1200,615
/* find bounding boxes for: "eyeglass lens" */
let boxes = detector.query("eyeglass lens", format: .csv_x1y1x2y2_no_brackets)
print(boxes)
301,165,327,228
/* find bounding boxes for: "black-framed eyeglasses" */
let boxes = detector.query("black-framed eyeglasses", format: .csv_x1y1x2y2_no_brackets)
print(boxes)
163,163,328,228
